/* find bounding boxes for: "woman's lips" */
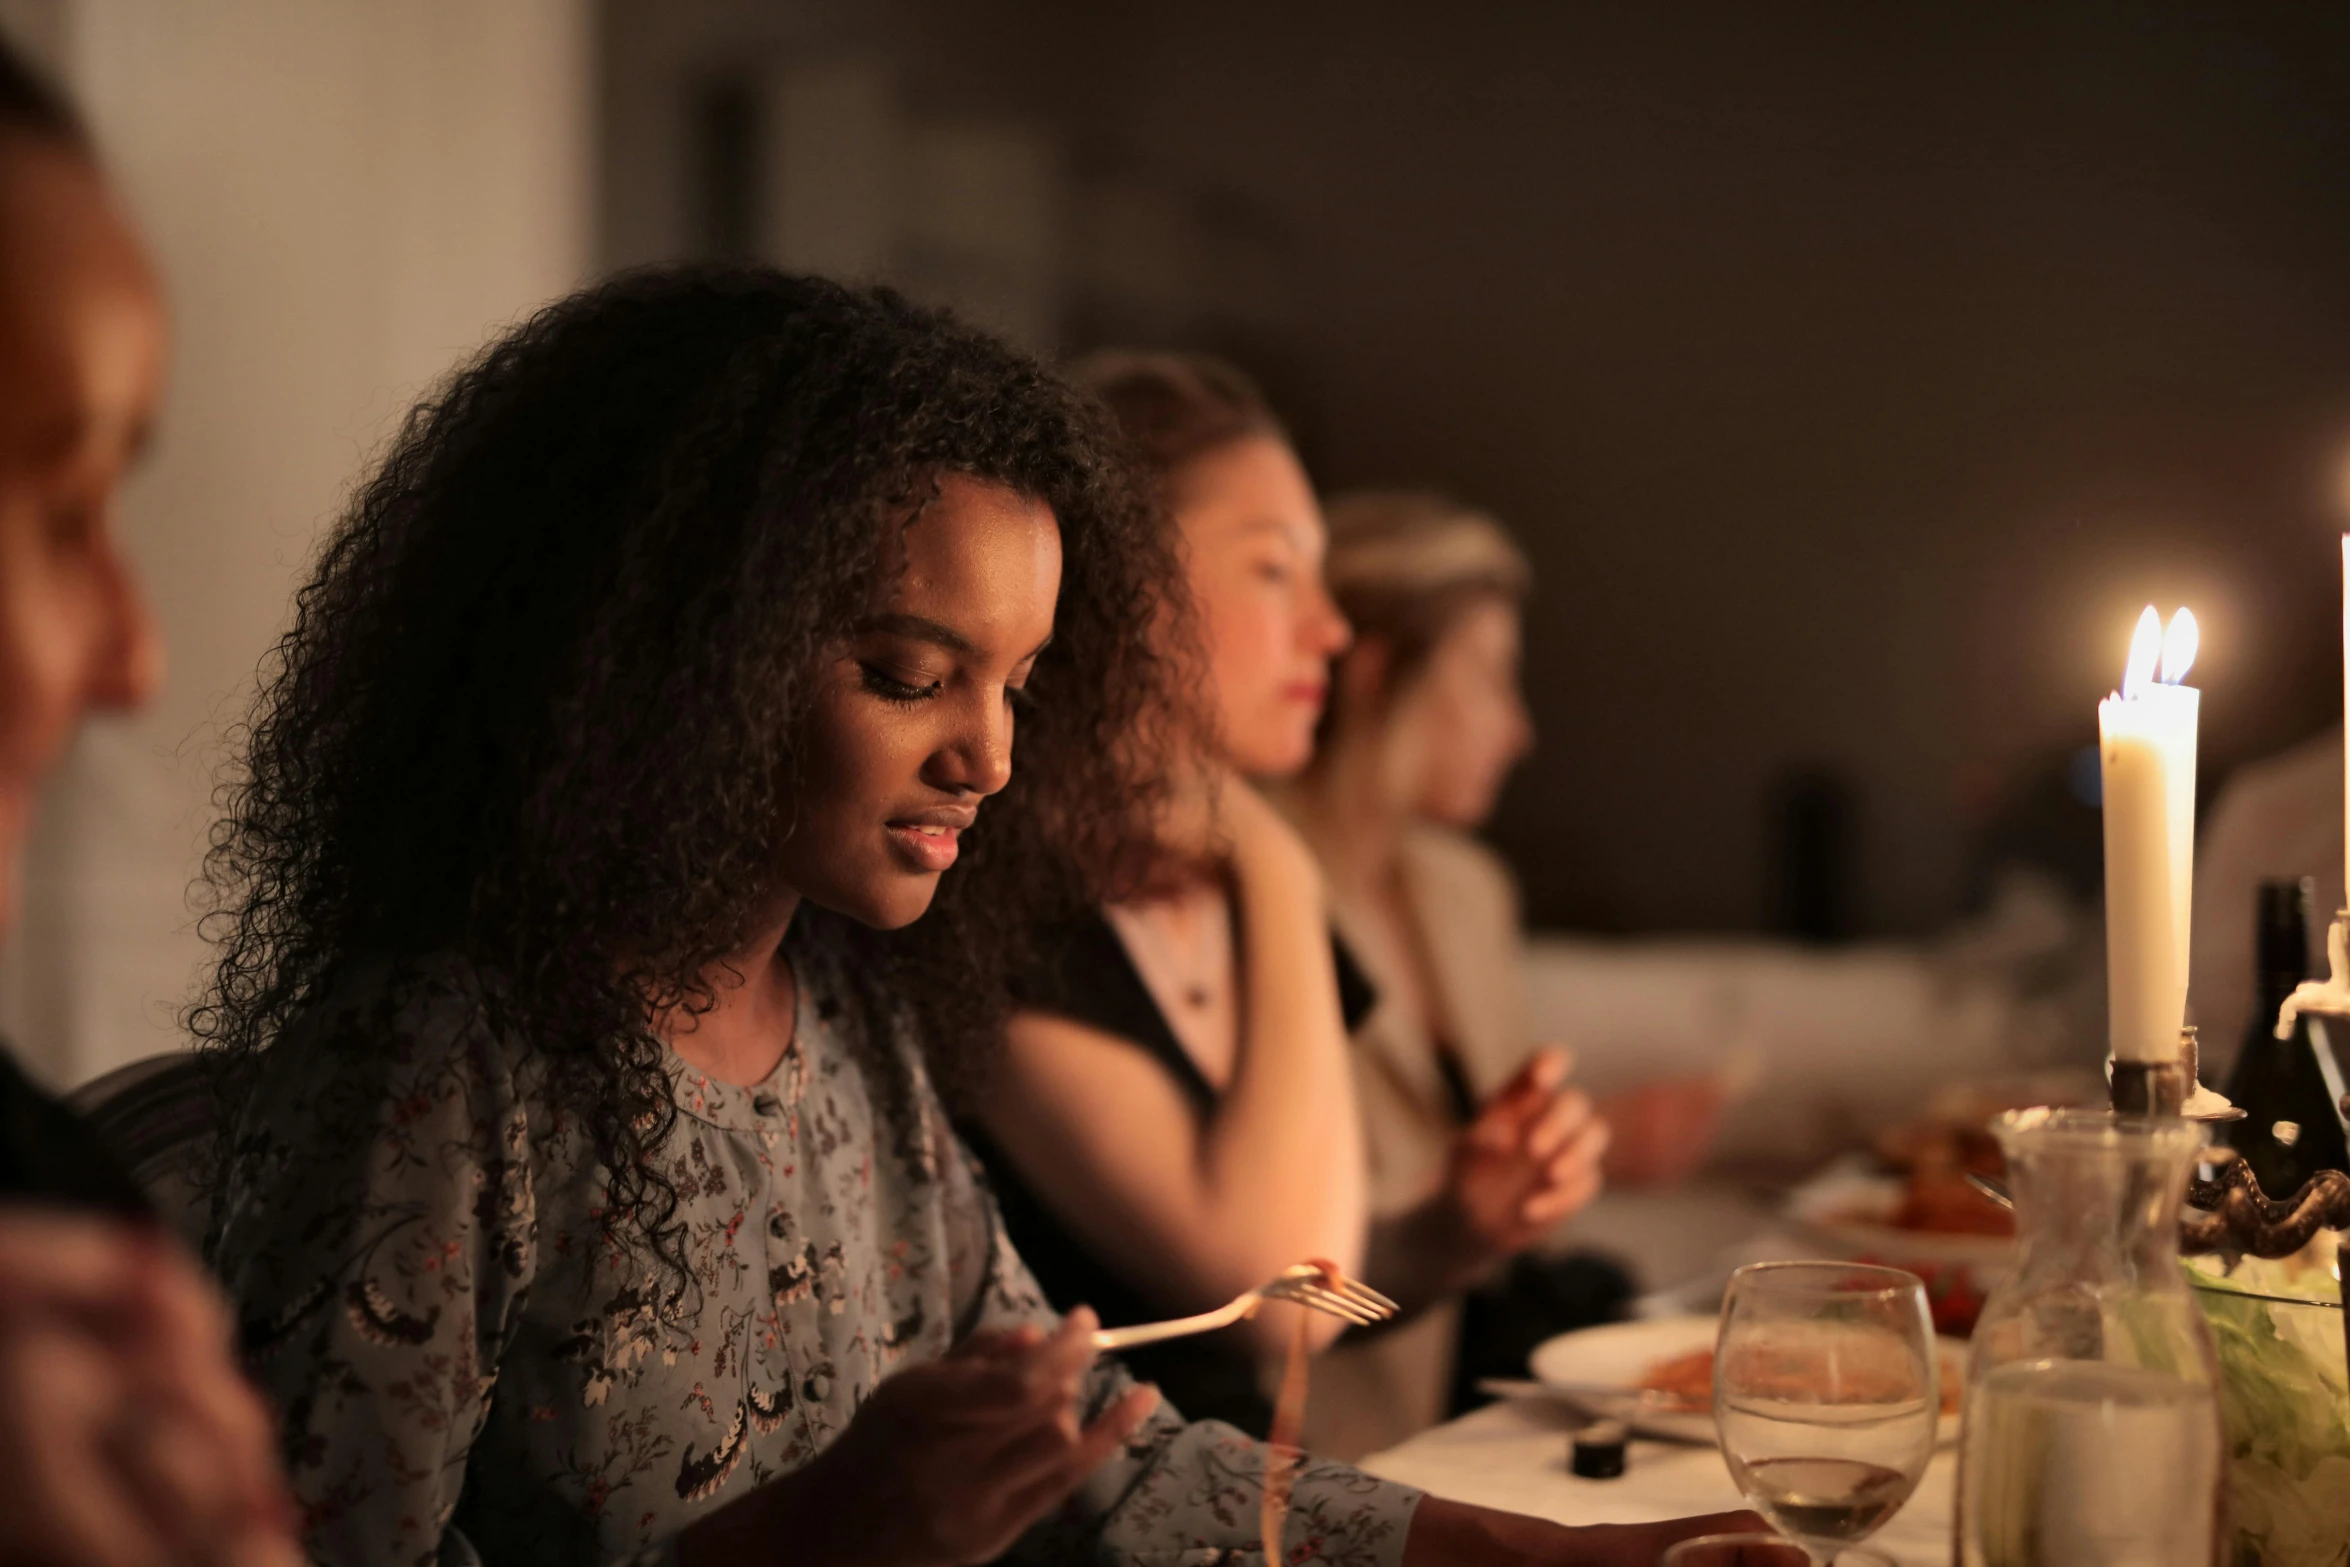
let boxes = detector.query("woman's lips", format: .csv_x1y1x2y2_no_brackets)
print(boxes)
885,808,975,873
1279,680,1328,708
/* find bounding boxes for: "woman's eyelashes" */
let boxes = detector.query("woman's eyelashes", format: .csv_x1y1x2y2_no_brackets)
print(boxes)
858,661,943,704
1249,534,1322,589
858,662,1033,712
856,649,1038,712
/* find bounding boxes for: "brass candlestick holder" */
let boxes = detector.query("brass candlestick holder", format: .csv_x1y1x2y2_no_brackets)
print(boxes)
2176,1120,2350,1492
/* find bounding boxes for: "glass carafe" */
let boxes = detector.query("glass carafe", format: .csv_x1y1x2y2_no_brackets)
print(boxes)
1955,1109,2225,1567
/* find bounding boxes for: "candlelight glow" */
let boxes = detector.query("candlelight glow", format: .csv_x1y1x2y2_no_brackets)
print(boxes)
2098,600,2200,1066
2120,605,2163,699
2159,607,2198,686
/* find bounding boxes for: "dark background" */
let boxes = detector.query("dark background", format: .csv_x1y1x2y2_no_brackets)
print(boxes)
601,1,2350,938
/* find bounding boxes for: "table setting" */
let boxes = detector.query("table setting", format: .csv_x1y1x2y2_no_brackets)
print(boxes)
1371,550,2350,1564
1365,1268,1959,1566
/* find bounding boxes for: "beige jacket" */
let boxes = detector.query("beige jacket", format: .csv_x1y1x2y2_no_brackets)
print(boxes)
1300,824,1535,1461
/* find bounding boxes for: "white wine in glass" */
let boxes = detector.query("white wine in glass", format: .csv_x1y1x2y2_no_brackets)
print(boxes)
1713,1262,1939,1566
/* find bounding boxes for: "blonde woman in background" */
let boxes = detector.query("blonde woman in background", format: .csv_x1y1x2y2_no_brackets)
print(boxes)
1283,491,1724,1460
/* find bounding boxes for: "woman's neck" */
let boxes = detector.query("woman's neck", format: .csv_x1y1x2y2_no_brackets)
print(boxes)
1292,729,1412,893
661,889,803,1088
1133,756,1239,894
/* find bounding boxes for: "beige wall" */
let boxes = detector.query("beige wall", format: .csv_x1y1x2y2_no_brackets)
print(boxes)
0,0,593,1086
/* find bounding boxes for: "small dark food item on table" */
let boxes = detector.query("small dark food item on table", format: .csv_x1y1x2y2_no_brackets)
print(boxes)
1569,1419,1628,1478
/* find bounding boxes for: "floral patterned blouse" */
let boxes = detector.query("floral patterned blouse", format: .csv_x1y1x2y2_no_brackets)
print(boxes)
208,942,1422,1567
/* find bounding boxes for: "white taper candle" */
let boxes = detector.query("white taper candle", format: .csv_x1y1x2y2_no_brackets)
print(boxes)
2100,606,2200,1064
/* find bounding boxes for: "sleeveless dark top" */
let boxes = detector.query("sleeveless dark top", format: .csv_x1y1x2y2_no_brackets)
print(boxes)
969,908,1374,1437
0,1044,148,1214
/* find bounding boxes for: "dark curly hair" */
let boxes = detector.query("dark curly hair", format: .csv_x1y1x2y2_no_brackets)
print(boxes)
192,266,1179,1295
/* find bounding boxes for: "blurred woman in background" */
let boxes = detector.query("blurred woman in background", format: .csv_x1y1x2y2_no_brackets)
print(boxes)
972,361,1607,1448
1284,490,1725,1458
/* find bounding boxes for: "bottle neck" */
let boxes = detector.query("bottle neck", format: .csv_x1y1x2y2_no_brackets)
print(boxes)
2251,881,2312,1018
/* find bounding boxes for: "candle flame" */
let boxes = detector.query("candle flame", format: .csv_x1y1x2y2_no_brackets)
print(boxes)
2121,605,2162,699
2159,607,2198,686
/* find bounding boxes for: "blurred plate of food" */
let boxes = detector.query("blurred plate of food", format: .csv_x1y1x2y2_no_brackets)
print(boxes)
1527,1314,1965,1446
1779,1072,2097,1333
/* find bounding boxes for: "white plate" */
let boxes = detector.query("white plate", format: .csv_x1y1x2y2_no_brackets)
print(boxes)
1781,1160,2015,1272
1528,1314,1965,1446
1529,1316,1720,1442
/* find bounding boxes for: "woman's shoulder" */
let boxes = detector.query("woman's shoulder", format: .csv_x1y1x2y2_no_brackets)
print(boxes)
1400,823,1521,916
244,951,538,1123
1004,906,1217,1106
1010,908,1156,1034
305,948,513,1045
210,951,552,1289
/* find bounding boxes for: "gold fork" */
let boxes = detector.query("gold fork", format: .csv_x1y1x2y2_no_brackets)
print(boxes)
1090,1264,1399,1351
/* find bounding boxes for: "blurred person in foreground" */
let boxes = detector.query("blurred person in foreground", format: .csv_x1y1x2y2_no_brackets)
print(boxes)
1281,491,1727,1458
195,280,1753,1567
0,36,300,1567
970,359,1609,1448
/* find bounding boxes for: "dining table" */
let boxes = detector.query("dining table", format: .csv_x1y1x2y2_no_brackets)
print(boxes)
1357,1179,1962,1566
1359,1397,1957,1566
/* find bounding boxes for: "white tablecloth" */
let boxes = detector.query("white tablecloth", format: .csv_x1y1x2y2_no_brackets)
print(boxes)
1359,1399,1956,1566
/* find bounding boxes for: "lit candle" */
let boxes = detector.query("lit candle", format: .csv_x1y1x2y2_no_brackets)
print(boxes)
2100,605,2200,1064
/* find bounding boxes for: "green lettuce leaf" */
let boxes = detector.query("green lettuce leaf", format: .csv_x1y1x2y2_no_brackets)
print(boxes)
2192,1261,2350,1567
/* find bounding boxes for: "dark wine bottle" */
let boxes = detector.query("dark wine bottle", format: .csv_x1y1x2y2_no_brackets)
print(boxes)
2221,879,2350,1197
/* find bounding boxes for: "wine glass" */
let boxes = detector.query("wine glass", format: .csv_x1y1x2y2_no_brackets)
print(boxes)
1713,1261,1938,1566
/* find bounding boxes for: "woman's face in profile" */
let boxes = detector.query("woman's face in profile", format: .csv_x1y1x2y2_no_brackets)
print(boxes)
1398,596,1533,829
777,472,1062,931
1170,434,1350,778
0,142,165,931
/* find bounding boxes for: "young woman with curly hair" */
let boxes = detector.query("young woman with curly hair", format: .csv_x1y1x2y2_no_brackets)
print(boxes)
199,272,1747,1567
